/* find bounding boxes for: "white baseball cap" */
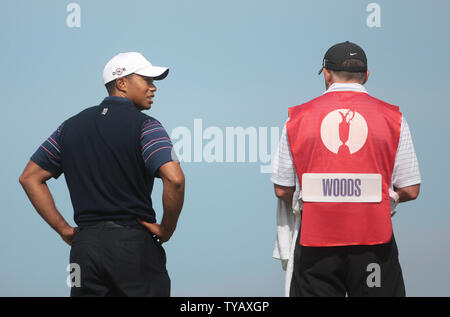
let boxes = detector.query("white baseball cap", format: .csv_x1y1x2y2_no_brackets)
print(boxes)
103,52,169,85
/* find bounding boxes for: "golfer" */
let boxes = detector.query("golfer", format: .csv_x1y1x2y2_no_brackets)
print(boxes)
19,52,185,297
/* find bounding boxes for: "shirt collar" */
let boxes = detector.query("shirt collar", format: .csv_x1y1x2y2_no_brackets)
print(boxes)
323,83,368,95
101,96,135,107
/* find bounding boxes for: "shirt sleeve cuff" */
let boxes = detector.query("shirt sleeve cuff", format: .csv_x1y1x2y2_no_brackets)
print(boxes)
270,175,296,187
30,157,63,179
393,177,422,189
148,148,175,177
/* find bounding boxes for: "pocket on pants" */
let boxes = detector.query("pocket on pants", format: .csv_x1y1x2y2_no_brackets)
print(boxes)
145,233,168,272
155,236,167,266
70,227,85,245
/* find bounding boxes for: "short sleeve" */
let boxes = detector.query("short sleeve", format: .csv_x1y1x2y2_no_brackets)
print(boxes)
391,117,422,188
141,118,177,177
270,121,297,187
30,121,65,179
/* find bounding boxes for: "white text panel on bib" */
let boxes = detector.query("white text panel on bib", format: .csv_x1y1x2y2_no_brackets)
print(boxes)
301,173,382,203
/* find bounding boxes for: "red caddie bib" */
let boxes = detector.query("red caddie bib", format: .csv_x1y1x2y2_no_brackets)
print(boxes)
287,91,402,247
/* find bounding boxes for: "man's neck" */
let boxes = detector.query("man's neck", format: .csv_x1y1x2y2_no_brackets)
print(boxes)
324,82,368,94
109,91,128,98
326,81,363,90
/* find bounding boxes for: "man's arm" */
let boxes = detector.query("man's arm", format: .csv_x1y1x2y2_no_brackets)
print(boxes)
139,161,185,243
391,117,421,204
19,160,77,245
274,184,296,205
271,121,297,205
394,184,420,203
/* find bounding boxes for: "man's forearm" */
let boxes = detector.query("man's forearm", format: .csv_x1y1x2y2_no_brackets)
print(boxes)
279,191,294,205
20,180,71,235
274,184,295,205
160,180,185,239
395,184,420,203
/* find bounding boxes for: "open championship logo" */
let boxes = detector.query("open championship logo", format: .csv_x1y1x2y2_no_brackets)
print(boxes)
320,109,368,155
112,67,126,77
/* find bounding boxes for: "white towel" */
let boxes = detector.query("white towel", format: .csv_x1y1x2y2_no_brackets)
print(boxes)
273,188,400,297
272,188,301,297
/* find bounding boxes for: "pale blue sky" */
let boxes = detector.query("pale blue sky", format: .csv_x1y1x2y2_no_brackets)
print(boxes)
1,0,449,296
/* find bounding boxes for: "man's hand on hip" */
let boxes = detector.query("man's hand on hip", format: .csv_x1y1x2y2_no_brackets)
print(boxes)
19,160,75,246
138,161,185,244
138,220,171,243
60,226,79,246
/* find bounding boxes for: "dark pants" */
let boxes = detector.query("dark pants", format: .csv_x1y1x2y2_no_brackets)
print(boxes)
290,231,405,297
69,221,170,297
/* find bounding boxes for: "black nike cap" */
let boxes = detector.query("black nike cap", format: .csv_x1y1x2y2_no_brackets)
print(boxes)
318,41,367,75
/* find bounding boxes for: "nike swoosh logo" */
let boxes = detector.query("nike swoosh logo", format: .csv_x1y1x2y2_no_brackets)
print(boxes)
350,52,357,56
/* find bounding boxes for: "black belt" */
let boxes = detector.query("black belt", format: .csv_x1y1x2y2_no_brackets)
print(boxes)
86,220,146,230
81,220,161,244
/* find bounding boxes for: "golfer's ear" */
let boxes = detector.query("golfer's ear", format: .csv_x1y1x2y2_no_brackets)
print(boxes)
115,77,127,92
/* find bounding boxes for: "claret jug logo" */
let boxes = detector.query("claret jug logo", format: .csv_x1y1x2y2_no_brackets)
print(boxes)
320,109,368,155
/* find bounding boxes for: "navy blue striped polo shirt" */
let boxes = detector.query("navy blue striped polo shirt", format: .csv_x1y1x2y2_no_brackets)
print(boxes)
30,96,177,226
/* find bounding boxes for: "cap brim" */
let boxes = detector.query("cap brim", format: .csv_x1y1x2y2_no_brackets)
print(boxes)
135,65,169,80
